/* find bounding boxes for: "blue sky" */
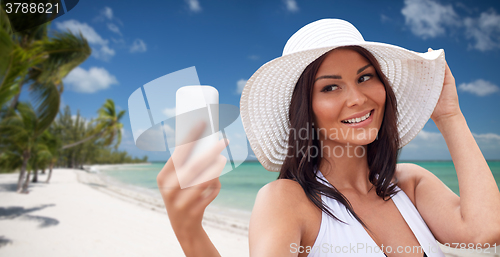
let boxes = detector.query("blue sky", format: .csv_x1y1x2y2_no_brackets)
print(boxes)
48,0,500,161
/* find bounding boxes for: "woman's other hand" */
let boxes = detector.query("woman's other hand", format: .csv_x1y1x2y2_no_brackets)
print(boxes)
429,48,462,123
156,122,229,256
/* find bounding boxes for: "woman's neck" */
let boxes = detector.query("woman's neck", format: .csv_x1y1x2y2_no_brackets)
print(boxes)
318,142,373,195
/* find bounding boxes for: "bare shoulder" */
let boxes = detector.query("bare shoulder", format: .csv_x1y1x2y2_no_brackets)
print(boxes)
394,163,434,205
258,179,307,200
253,179,312,224
249,179,315,256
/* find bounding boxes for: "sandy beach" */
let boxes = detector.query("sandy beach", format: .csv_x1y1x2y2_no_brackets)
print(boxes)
0,168,249,257
0,167,498,257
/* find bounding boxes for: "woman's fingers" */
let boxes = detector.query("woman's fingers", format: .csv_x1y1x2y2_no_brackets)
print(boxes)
157,121,208,191
158,136,229,207
172,121,207,167
177,138,229,188
175,155,227,213
175,155,227,215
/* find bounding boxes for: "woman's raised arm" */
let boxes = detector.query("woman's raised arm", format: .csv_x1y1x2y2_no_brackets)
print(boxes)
407,49,500,247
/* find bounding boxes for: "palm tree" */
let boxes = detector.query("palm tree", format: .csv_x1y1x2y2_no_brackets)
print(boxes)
30,130,54,183
29,142,51,183
0,144,23,173
0,102,48,192
61,99,126,150
43,125,61,183
0,4,90,189
0,5,91,130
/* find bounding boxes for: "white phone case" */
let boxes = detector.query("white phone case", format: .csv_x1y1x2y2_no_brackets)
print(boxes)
175,86,219,161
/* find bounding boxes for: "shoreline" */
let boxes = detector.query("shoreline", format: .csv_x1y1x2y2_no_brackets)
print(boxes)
78,166,252,235
81,162,153,173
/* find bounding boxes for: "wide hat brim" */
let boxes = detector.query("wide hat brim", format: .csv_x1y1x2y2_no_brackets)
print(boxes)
240,20,446,172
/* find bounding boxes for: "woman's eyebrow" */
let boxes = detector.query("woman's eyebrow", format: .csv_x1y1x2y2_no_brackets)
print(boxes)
357,64,372,74
315,75,341,82
314,64,373,82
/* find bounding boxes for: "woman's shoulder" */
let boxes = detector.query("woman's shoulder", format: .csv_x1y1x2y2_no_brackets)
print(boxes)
394,162,433,206
252,178,319,228
255,178,314,213
249,179,321,255
259,178,306,197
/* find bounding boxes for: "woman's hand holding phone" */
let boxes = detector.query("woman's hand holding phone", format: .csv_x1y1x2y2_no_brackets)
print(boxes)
157,121,229,257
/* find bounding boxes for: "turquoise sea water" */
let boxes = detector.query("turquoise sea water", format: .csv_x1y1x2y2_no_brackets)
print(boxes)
100,161,500,212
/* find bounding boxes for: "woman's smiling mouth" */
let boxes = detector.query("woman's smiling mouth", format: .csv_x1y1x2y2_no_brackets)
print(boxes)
341,109,374,127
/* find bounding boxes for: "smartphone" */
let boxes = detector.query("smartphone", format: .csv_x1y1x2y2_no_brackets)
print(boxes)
175,86,219,162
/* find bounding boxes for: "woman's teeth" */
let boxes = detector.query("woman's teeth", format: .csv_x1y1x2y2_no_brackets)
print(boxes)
342,111,371,124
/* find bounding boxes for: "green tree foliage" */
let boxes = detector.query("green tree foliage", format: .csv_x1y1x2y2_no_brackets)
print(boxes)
0,6,147,190
61,99,126,150
0,102,49,192
55,105,147,169
0,7,91,128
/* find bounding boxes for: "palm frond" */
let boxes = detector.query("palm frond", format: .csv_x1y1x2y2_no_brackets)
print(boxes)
31,31,91,86
0,7,12,35
29,81,59,132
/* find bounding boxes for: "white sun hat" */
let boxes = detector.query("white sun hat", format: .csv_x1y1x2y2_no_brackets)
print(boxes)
240,18,446,172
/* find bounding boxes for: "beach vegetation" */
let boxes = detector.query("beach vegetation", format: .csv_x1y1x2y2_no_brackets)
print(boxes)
52,103,147,169
0,5,147,191
60,99,126,150
0,102,51,192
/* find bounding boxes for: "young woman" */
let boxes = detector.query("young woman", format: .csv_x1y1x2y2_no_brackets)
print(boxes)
156,19,500,257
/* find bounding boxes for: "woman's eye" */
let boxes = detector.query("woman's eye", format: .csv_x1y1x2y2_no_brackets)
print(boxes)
321,85,338,92
358,74,372,83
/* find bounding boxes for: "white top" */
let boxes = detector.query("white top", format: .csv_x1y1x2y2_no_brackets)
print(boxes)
307,170,445,257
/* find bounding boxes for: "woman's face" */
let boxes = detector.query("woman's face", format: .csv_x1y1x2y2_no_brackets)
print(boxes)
312,49,386,147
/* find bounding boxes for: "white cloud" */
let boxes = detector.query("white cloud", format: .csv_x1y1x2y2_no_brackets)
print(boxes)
185,0,202,13
162,124,175,146
236,79,247,94
380,14,391,23
130,39,147,53
464,10,500,51
93,7,114,22
458,79,499,96
472,133,500,157
56,20,106,45
283,0,299,12
400,1,500,51
401,129,500,160
248,54,259,60
55,19,115,61
103,7,113,20
473,133,500,141
64,67,118,93
400,129,449,159
95,45,116,61
401,0,460,39
162,107,176,117
415,130,443,141
107,23,121,35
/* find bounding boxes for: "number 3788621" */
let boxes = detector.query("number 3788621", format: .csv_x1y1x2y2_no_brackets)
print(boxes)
5,2,59,14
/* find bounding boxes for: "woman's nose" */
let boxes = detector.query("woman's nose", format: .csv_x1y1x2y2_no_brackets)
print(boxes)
345,84,368,107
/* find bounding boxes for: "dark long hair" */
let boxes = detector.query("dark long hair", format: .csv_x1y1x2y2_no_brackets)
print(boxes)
278,46,401,230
